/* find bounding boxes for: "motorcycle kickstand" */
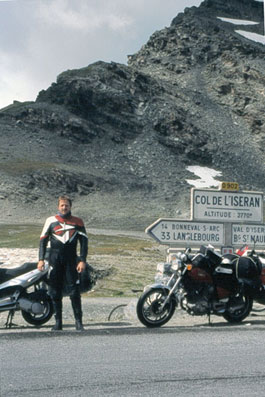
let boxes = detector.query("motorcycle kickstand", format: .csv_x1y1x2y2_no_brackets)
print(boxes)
5,310,17,329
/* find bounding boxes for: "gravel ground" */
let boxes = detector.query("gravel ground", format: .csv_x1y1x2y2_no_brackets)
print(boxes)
0,296,138,330
1,294,265,334
1,247,265,333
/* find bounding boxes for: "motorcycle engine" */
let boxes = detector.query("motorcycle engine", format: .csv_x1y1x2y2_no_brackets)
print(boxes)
181,285,213,315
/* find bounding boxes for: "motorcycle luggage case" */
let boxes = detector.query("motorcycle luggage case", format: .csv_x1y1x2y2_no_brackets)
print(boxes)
214,263,236,294
235,256,262,280
206,249,222,266
192,246,222,268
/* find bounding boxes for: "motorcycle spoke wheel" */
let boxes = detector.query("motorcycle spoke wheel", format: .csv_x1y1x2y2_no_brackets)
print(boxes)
137,288,175,328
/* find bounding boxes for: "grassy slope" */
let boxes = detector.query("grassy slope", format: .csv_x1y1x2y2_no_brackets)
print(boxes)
0,225,165,297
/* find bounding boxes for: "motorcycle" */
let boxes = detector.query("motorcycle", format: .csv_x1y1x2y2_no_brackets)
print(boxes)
137,245,253,328
0,261,53,328
222,245,265,307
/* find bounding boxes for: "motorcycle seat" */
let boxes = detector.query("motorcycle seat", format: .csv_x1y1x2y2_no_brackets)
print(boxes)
0,262,37,283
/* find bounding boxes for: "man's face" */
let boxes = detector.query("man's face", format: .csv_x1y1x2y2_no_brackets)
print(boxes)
58,200,71,215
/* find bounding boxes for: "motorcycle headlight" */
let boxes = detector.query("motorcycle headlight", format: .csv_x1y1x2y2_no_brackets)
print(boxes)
171,259,182,271
176,252,188,262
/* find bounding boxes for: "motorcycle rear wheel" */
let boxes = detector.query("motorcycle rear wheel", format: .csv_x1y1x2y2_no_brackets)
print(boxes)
21,294,54,326
137,288,176,328
222,294,253,323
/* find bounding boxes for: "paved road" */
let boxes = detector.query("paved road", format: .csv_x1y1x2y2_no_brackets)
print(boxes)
2,325,265,397
1,300,265,396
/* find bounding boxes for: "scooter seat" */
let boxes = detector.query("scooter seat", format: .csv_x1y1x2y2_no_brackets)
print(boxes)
0,262,37,283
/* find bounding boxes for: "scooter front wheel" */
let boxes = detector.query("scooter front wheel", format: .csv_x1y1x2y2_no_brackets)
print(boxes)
137,287,176,328
21,294,54,326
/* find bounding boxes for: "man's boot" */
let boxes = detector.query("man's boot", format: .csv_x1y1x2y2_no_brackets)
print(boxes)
52,319,62,331
75,319,84,331
71,295,84,331
51,299,63,331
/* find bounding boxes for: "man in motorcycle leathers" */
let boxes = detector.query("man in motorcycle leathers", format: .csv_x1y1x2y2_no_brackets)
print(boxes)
37,196,88,331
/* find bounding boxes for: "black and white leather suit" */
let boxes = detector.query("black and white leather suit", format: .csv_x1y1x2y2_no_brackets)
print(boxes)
39,213,88,322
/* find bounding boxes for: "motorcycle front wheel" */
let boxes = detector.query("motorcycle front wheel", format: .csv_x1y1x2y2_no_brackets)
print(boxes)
21,294,54,326
137,288,176,328
222,294,253,323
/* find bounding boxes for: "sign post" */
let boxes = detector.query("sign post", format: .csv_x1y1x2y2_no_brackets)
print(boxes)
146,219,225,247
146,182,264,252
232,223,265,247
191,188,263,223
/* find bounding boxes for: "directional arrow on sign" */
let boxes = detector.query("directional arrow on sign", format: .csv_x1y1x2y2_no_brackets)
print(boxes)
146,218,225,246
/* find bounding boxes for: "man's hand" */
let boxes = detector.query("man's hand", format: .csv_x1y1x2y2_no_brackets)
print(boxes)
37,260,45,271
77,261,86,273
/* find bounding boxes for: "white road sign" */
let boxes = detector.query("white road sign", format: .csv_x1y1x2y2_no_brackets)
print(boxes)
192,188,263,223
146,219,224,246
232,223,265,247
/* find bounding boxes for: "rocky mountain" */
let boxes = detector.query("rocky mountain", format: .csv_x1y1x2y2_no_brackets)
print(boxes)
0,0,264,230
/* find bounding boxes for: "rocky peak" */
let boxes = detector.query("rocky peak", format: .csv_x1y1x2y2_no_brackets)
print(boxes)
0,0,264,228
128,0,264,73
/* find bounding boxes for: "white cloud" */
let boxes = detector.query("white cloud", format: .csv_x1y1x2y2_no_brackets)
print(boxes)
0,50,40,106
0,0,203,109
36,0,133,32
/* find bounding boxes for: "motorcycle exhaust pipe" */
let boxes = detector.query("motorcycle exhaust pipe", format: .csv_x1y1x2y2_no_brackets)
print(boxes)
228,303,245,313
18,298,44,314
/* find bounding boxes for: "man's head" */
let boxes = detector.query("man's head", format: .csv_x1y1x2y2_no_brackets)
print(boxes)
58,195,72,216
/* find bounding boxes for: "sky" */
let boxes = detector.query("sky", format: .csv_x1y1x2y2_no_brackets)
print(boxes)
0,0,264,109
0,0,203,109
